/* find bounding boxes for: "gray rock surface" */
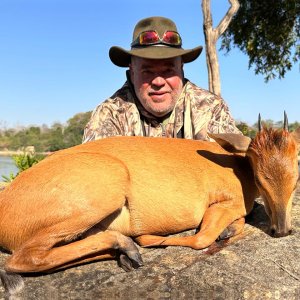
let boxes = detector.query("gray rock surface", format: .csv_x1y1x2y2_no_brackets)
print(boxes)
1,185,300,300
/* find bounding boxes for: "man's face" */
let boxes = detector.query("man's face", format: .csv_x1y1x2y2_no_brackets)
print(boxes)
129,56,184,118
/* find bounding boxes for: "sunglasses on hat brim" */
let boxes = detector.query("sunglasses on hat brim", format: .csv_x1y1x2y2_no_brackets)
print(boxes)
131,30,182,48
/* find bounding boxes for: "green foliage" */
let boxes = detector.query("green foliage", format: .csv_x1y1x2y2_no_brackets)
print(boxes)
10,126,43,152
1,152,45,182
289,121,300,131
221,0,300,81
46,123,66,152
64,112,92,148
0,111,92,153
236,122,249,135
12,152,44,173
1,172,16,183
236,122,257,138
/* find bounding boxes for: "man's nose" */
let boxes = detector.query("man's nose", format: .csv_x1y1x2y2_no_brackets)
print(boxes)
151,75,165,87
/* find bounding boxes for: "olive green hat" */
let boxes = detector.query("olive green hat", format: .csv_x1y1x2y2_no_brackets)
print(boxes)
109,16,203,67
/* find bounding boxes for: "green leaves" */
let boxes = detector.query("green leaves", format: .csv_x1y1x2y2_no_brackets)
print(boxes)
0,111,92,153
12,152,42,173
1,152,44,182
1,172,16,183
221,0,300,81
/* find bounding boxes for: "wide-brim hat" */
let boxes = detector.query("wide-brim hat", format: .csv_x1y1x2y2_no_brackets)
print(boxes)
109,16,203,67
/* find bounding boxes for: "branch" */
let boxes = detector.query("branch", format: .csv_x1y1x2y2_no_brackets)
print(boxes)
215,0,240,38
271,259,300,281
202,0,213,30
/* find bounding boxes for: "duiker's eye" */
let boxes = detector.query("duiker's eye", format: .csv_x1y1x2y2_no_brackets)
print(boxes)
254,176,262,187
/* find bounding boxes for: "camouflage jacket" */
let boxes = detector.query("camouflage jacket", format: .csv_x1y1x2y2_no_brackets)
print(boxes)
83,74,241,143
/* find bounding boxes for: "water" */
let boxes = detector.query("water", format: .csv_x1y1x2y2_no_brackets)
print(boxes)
0,156,19,180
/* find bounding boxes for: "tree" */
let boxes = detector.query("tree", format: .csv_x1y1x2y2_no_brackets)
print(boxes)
0,112,92,152
236,121,257,137
221,0,300,81
202,0,240,95
289,121,300,131
63,112,91,147
46,122,65,152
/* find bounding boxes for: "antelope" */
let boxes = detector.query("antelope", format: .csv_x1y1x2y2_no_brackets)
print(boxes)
0,114,299,295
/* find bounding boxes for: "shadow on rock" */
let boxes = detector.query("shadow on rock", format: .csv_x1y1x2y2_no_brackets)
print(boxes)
245,200,270,234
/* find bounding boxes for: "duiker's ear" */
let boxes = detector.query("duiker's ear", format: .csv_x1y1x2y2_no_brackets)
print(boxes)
291,127,300,151
208,133,251,153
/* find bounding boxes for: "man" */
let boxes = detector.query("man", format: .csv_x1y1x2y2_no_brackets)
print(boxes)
83,16,240,143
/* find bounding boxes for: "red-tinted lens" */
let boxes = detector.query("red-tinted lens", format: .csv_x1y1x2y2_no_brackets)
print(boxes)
162,31,181,45
132,30,182,47
139,31,159,44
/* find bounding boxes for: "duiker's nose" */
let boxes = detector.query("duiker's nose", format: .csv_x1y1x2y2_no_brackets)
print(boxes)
270,228,292,238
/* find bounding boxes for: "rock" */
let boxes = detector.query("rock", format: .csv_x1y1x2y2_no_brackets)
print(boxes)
1,187,300,299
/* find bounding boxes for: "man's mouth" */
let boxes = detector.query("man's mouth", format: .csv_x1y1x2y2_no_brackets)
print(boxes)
149,91,169,102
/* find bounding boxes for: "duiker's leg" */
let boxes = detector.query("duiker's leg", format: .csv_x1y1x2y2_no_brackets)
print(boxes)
218,217,245,240
5,230,142,274
136,203,245,250
1,229,142,295
48,249,141,273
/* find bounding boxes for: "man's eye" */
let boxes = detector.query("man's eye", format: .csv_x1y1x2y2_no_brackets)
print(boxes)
142,70,152,75
163,69,174,75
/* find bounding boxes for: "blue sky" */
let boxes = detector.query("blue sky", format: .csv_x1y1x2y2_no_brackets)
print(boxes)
0,0,299,129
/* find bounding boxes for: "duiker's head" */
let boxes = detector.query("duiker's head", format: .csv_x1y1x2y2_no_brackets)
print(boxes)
247,114,299,237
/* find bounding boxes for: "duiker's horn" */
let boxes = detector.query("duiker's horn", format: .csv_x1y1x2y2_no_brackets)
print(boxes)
258,114,262,132
283,111,289,131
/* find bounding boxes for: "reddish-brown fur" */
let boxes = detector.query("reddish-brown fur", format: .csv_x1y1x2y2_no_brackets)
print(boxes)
247,128,299,236
0,126,299,295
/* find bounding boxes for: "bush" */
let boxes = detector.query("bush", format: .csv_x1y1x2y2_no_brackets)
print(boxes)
1,152,45,182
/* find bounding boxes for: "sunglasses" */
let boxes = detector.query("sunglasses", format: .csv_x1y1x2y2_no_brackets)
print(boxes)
131,30,182,48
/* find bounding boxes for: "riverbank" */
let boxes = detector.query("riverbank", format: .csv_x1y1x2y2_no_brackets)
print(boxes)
0,150,25,156
0,150,51,157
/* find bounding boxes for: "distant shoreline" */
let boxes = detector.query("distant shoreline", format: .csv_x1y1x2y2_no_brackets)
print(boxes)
0,150,51,157
0,150,24,157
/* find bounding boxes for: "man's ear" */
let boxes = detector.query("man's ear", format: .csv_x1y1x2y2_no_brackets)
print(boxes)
208,133,251,153
291,127,300,152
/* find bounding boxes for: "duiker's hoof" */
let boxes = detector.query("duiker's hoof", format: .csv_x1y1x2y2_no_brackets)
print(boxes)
118,252,143,272
270,228,292,238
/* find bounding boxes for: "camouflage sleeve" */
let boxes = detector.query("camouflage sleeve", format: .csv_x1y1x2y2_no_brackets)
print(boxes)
82,99,124,143
208,96,242,135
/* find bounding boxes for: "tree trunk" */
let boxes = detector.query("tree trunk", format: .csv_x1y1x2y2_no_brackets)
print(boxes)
202,0,240,96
